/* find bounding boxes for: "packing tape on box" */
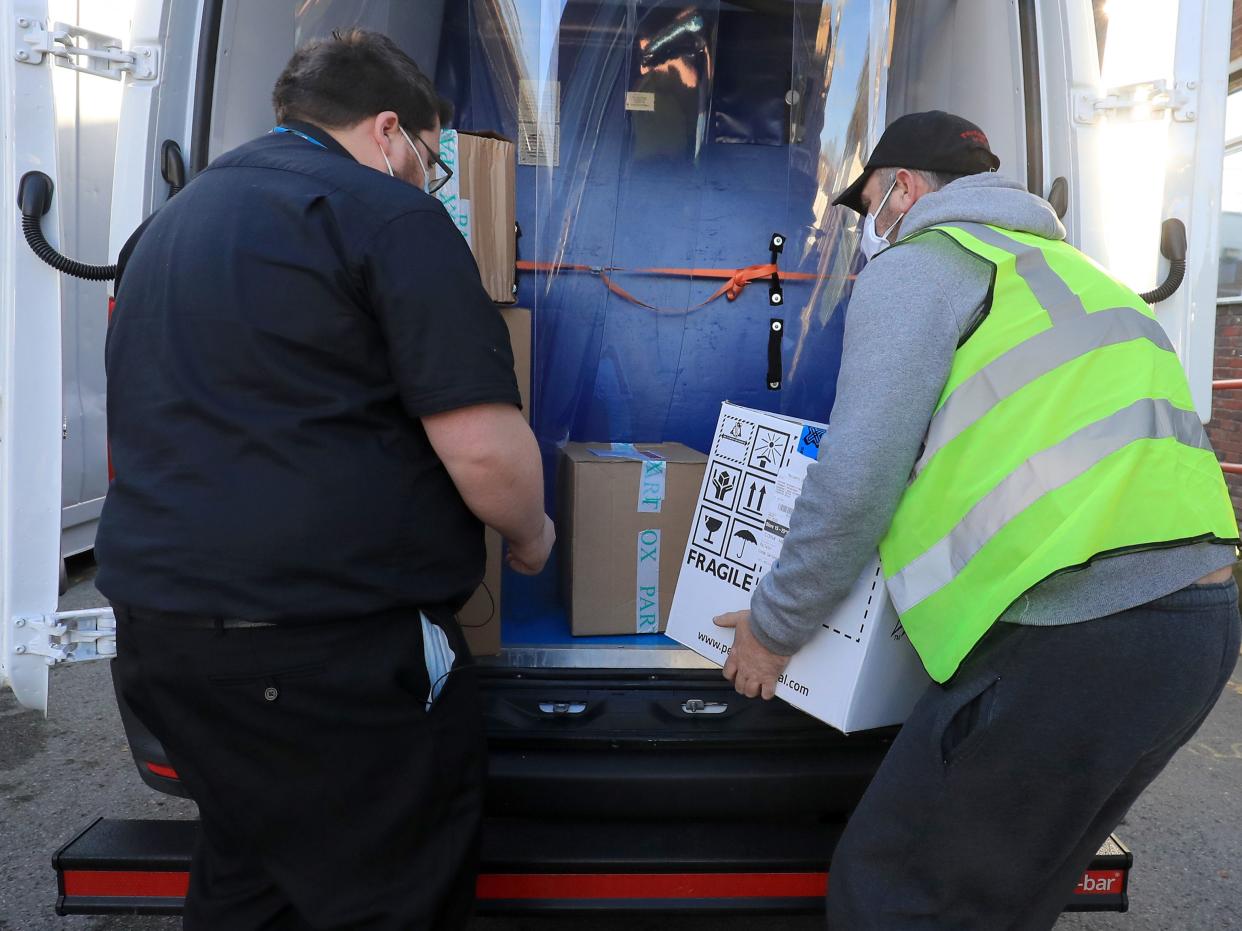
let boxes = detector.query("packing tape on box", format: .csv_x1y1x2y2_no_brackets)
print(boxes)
638,460,666,513
588,444,667,512
434,130,472,248
636,528,661,633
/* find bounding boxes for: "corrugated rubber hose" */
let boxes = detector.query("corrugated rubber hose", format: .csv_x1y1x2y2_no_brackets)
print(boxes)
1137,219,1187,306
18,171,117,282
21,213,117,281
1137,258,1186,305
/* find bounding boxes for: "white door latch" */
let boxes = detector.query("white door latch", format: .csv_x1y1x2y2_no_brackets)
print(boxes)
11,609,117,666
14,18,158,82
1074,79,1198,125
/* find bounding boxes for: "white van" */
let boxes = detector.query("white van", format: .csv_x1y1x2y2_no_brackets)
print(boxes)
2,0,1230,917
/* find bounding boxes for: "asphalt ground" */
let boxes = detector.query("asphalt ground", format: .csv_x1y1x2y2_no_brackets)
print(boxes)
1,557,1239,930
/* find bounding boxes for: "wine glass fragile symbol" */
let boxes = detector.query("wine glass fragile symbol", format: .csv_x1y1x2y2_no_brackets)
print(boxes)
703,515,724,544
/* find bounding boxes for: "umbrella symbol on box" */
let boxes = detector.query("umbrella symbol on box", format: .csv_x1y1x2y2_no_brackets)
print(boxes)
731,528,757,558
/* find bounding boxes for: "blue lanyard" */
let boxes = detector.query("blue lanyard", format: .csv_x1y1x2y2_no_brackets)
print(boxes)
270,126,327,149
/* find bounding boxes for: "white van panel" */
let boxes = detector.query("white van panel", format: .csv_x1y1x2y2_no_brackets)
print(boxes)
50,1,130,556
887,0,1028,194
207,0,448,162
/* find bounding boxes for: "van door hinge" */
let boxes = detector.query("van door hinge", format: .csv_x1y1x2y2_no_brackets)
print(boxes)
11,608,116,666
14,18,158,82
1074,80,1197,125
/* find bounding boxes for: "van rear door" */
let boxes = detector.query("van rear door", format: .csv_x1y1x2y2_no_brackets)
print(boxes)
1040,0,1232,418
1,0,207,712
1,3,72,712
110,0,208,253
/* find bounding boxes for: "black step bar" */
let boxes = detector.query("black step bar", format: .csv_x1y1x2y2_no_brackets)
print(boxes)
54,816,1132,916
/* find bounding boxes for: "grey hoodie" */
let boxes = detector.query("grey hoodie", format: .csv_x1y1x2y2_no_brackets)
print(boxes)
748,173,1235,659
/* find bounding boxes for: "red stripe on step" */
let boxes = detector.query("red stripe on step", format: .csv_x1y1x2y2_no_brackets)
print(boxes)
59,868,1121,902
475,872,828,899
62,870,189,898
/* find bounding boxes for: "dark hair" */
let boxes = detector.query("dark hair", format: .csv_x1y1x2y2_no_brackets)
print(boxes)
272,29,452,133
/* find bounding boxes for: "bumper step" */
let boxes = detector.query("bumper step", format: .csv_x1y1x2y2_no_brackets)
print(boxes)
54,817,1132,915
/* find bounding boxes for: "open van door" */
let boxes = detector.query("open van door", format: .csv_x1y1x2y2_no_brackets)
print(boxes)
1039,0,1232,418
110,0,207,257
1,2,72,713
1,0,205,713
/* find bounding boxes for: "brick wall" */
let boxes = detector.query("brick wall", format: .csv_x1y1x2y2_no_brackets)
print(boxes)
1211,0,1242,508
1233,0,1242,90
1208,304,1242,514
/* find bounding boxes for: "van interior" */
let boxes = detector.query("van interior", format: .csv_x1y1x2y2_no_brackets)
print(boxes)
199,0,1032,658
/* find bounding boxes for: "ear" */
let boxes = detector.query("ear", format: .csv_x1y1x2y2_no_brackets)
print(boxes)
893,167,925,208
371,110,400,146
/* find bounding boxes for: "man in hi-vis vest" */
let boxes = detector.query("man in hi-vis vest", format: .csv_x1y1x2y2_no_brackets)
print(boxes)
713,111,1241,929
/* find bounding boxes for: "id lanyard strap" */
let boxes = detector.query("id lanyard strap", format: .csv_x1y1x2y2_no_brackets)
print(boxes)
270,126,327,149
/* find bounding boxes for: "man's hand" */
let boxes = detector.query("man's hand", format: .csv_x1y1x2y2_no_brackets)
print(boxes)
507,515,555,576
714,610,791,700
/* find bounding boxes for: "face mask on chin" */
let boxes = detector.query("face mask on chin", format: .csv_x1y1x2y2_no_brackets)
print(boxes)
859,175,905,261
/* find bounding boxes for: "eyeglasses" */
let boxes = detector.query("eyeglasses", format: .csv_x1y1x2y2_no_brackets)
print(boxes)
412,132,452,195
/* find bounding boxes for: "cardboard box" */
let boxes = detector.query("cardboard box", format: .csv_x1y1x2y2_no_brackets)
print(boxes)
559,443,707,636
456,306,531,655
500,305,531,418
665,403,930,732
458,527,504,656
435,129,516,304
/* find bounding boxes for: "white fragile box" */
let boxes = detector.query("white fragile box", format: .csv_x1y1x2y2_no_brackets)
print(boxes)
665,402,930,732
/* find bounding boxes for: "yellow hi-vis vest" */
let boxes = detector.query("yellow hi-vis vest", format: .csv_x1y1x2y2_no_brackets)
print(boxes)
878,223,1239,684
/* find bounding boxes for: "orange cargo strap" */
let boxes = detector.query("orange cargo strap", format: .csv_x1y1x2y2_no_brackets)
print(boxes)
515,259,849,313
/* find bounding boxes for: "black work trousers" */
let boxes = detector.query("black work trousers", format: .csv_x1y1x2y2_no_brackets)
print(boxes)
828,579,1241,931
112,606,486,931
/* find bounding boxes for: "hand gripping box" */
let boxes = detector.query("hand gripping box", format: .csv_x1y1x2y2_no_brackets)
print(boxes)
665,403,929,732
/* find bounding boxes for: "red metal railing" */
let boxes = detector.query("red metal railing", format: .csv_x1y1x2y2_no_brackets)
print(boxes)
1212,380,1242,474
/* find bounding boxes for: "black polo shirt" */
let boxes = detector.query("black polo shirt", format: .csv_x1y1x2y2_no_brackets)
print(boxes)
95,122,520,622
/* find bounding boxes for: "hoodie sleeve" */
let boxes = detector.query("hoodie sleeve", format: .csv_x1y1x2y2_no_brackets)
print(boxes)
747,238,990,655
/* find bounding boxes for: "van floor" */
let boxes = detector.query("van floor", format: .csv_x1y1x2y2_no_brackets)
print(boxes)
498,567,680,648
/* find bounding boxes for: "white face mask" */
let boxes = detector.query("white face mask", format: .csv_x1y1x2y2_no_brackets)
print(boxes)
859,176,905,261
401,127,431,193
379,127,431,192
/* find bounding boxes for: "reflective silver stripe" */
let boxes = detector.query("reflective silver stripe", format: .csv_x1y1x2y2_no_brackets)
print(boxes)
952,223,1086,323
889,398,1212,614
914,306,1175,476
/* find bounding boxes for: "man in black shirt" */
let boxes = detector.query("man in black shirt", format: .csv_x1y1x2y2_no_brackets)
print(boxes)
99,30,552,930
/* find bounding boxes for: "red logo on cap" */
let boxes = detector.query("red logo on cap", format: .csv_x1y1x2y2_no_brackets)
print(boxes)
961,129,989,147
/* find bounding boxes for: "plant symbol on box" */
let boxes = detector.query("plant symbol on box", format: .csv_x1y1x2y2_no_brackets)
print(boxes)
712,468,736,502
703,514,724,545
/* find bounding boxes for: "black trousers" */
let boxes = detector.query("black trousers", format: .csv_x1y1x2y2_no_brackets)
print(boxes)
112,606,486,931
828,579,1241,931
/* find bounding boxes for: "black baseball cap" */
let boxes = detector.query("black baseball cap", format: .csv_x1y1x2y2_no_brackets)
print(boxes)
832,110,1001,215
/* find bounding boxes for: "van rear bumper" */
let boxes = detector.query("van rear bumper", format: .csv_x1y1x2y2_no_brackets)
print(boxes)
54,816,1131,916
